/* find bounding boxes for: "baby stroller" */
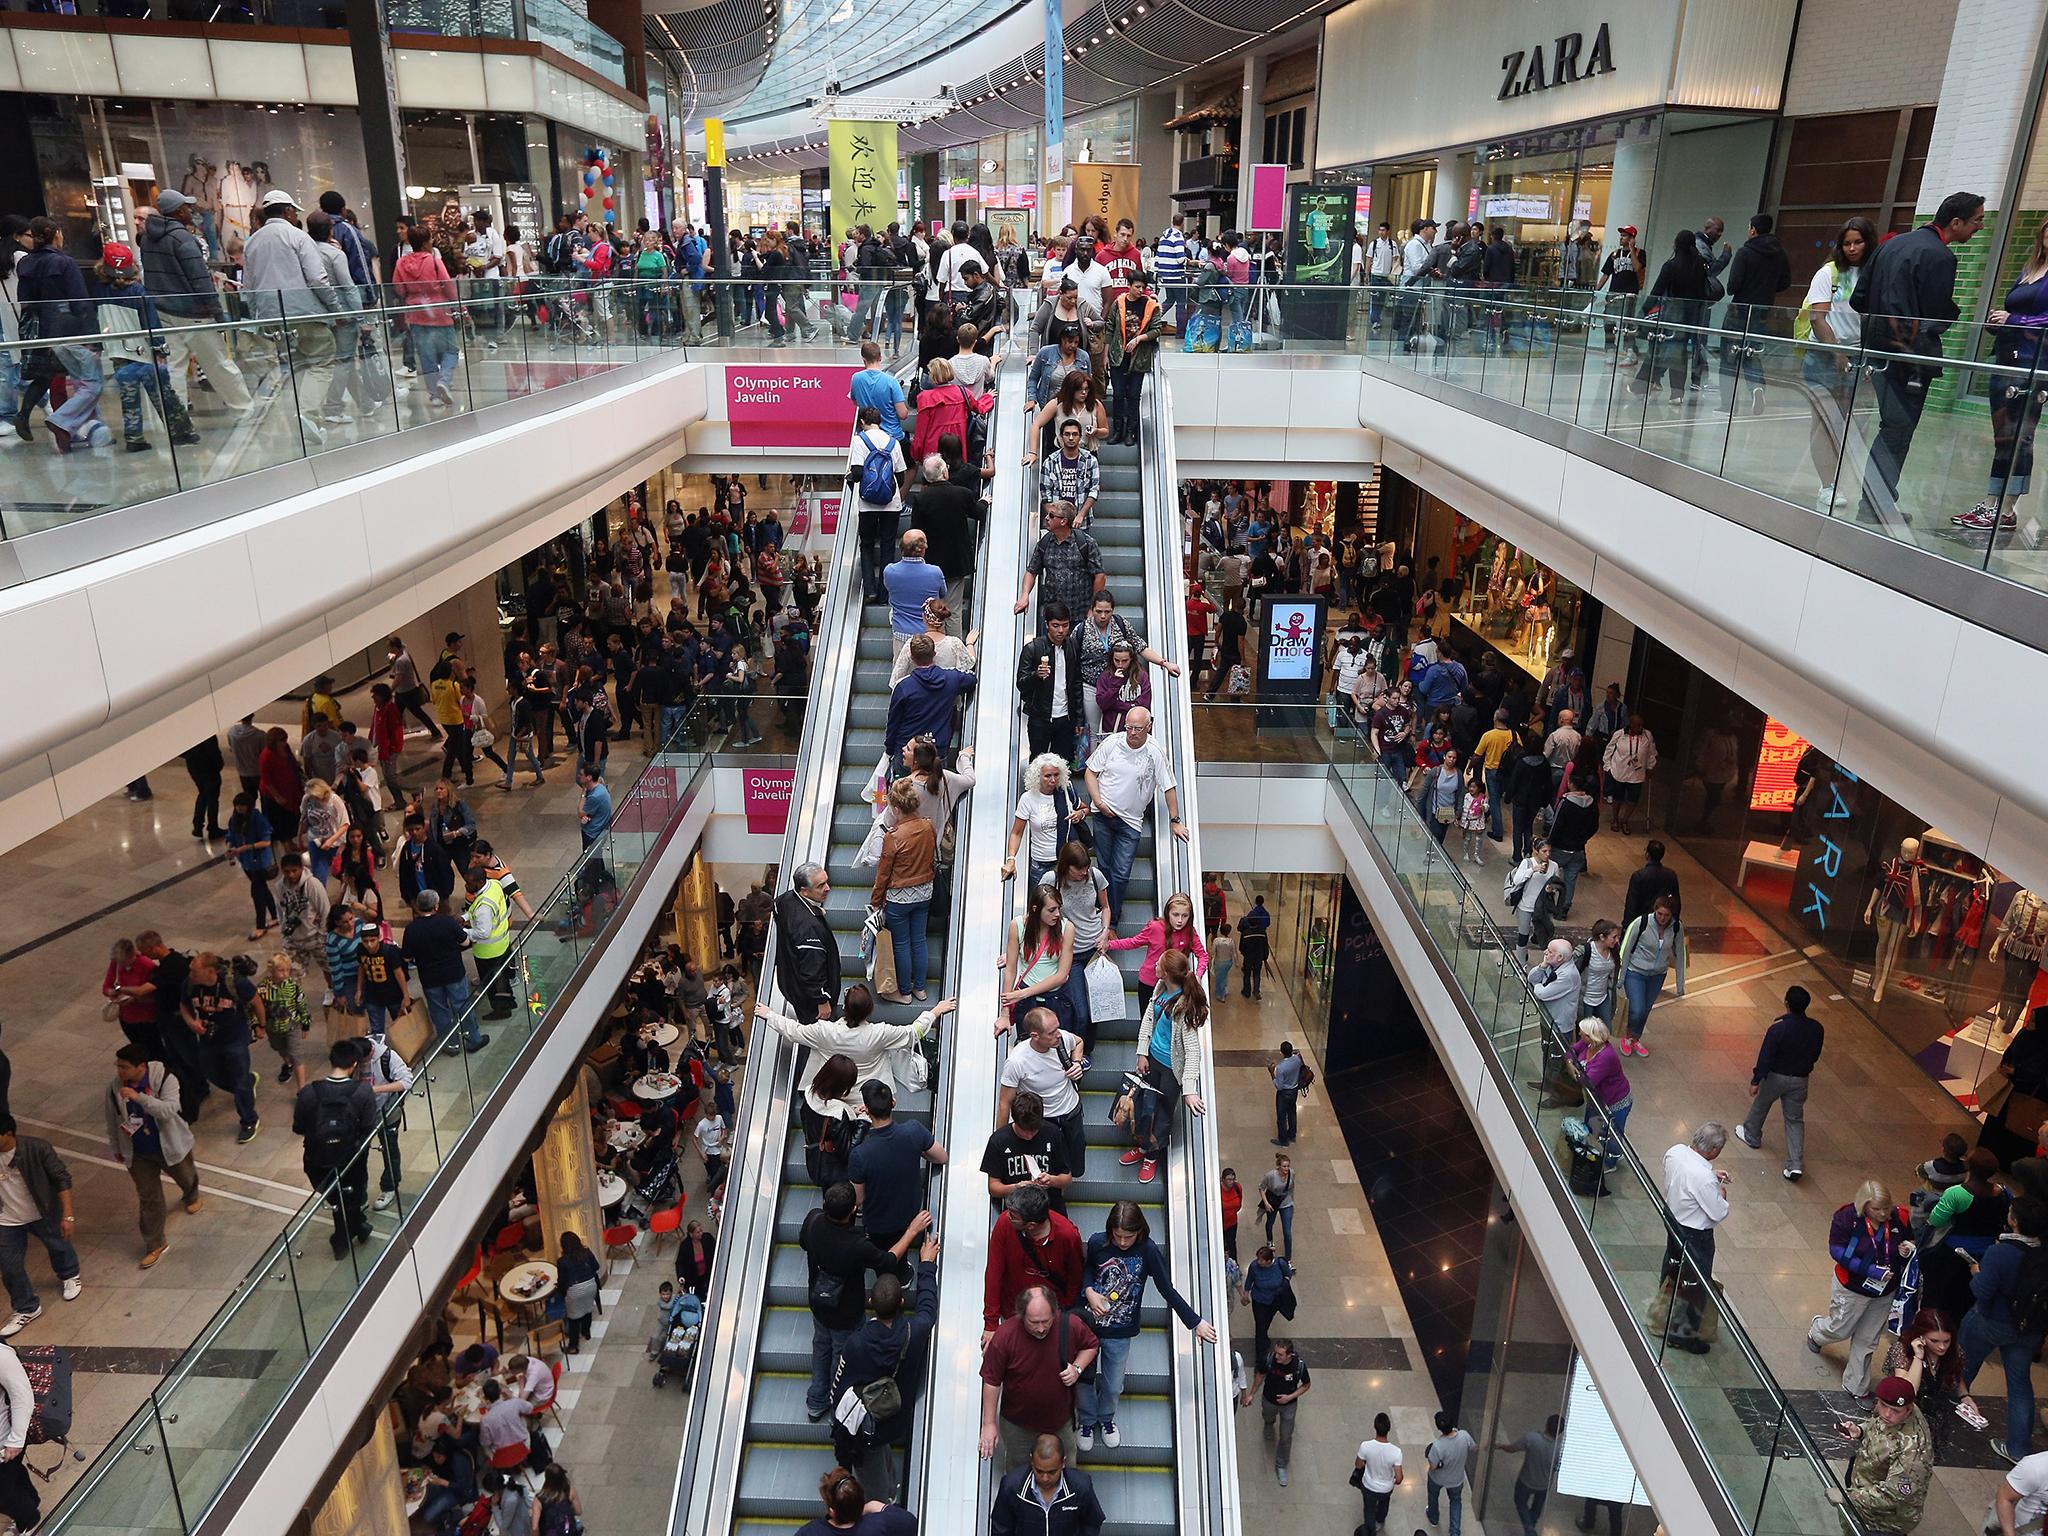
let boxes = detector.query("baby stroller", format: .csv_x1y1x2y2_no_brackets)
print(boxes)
652,1294,703,1388
626,1153,679,1223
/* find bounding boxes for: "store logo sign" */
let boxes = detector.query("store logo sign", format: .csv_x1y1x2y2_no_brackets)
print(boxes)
1499,23,1616,100
1799,765,1861,931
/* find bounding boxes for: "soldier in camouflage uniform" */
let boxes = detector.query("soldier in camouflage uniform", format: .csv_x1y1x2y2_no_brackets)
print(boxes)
1840,1376,1934,1534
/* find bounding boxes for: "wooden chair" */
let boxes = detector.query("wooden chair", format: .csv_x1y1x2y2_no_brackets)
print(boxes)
527,1318,566,1360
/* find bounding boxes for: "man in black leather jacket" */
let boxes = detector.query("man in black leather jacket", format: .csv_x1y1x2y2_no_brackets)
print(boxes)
774,864,840,1022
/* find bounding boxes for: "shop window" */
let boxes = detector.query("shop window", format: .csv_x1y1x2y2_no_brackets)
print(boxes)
1263,106,1308,171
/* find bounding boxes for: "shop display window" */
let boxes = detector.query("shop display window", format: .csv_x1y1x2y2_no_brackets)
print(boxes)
1445,521,1583,683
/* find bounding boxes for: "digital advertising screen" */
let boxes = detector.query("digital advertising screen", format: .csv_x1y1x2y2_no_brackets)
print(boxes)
1255,594,1326,706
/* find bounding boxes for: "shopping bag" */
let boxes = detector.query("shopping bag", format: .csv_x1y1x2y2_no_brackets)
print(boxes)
1226,317,1254,353
863,755,891,812
1182,312,1220,354
871,928,897,996
854,816,886,867
386,1000,434,1063
1085,954,1126,1023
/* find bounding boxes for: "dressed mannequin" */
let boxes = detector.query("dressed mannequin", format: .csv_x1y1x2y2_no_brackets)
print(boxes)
1863,838,1923,1003
1990,886,2048,1025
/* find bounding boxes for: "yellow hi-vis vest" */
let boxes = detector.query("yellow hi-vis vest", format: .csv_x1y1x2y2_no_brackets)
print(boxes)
470,878,512,960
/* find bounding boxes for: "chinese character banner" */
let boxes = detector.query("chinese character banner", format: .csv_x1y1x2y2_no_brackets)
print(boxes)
828,120,899,250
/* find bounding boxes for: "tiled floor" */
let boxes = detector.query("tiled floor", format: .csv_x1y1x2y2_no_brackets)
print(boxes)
1208,876,1491,1534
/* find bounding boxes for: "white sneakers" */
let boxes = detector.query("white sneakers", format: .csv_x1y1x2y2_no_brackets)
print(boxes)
61,1277,81,1302
0,1307,41,1337
374,1191,396,1211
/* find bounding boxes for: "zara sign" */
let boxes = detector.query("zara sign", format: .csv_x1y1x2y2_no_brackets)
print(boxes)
1499,22,1616,99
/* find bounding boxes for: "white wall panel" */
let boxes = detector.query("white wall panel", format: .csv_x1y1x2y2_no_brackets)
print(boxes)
1728,643,1850,761
393,46,487,110
12,29,115,93
1793,561,1963,720
114,35,213,99
0,35,19,93
211,38,301,102
303,44,359,105
483,53,540,113
1690,513,1816,656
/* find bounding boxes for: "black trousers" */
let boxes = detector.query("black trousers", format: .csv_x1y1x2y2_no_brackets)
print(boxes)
1025,713,1078,767
188,767,222,834
0,1454,40,1531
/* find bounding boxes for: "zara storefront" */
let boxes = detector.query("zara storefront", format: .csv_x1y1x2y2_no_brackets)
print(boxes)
1312,0,1798,288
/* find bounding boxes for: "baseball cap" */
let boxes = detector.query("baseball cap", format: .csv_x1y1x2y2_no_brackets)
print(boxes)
259,189,299,210
1617,224,1638,237
99,242,137,273
1874,1376,1915,1407
155,189,194,215
444,631,465,645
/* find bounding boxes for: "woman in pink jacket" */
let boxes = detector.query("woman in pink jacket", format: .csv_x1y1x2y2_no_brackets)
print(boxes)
1104,890,1208,988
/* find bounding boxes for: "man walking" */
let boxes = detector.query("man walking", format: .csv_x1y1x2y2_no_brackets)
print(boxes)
1660,1123,1731,1354
401,890,488,1053
140,188,255,414
1352,1410,1404,1536
1735,985,1822,1181
0,1119,79,1337
1269,1041,1308,1147
294,1042,377,1259
105,1046,201,1269
1494,1416,1560,1536
1238,1336,1310,1487
1849,191,1985,527
1837,1376,1933,1535
1426,1409,1477,1536
180,951,262,1144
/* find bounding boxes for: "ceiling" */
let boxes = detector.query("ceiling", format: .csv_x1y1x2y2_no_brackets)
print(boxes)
643,0,1334,166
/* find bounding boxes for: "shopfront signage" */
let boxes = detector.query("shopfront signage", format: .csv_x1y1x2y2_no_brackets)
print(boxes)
1499,22,1616,99
1797,762,1863,933
1482,194,1554,221
743,769,794,835
1748,717,1811,812
725,365,859,448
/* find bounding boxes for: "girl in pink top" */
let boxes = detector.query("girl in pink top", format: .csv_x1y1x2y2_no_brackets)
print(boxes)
1104,890,1209,987
392,226,460,407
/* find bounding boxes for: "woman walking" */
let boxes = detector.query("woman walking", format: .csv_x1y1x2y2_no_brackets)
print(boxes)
870,778,937,1004
1570,1018,1631,1180
1258,1151,1296,1260
1630,230,1712,407
1616,896,1686,1056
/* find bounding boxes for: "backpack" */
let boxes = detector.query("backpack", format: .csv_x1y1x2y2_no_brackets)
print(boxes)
544,232,577,275
965,392,991,460
2011,1243,2048,1336
539,1497,582,1536
801,1098,864,1187
307,1081,359,1165
857,429,897,506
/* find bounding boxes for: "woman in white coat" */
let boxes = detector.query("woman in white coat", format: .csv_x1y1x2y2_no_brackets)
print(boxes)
753,983,954,1100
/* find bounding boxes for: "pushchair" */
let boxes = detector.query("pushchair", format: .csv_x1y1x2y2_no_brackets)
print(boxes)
652,1297,703,1388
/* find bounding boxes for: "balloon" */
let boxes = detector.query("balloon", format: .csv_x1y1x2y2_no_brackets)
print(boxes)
603,174,614,186
603,197,615,212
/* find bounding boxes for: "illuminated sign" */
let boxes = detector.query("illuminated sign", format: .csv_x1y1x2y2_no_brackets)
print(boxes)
1748,717,1811,812
1798,763,1862,932
1267,601,1320,681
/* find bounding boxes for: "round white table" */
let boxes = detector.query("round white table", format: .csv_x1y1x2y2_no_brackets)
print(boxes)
646,1021,681,1048
634,1072,683,1102
608,1122,646,1151
597,1172,628,1208
498,1259,559,1305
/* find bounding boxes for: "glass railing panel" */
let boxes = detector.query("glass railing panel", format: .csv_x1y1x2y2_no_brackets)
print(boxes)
1723,313,1848,512
42,1399,185,1536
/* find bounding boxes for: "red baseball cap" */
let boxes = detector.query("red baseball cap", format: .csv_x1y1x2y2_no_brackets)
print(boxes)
100,242,137,272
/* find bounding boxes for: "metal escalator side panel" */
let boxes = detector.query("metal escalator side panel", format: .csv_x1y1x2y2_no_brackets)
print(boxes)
927,350,1034,1531
666,445,870,1536
1139,369,1245,1536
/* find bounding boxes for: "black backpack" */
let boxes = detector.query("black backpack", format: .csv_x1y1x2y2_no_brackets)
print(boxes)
307,1082,359,1164
2011,1243,2048,1336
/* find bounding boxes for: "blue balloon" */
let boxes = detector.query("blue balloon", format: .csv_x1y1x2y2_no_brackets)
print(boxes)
603,174,614,186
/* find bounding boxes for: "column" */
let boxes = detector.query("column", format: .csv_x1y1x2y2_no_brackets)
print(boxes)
1235,54,1268,231
310,1406,408,1536
344,0,409,244
1432,150,1474,228
584,0,648,99
1588,611,1637,702
672,849,719,969
535,1076,604,1255
1606,135,1656,250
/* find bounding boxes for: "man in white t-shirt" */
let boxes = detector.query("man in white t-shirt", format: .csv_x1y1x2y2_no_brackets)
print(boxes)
1993,1450,2048,1536
1085,707,1187,924
694,1108,728,1189
1353,1411,1404,1536
848,405,909,605
997,1007,1086,1179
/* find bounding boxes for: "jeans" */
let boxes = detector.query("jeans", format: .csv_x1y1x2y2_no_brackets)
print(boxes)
1961,1308,2044,1459
1261,1395,1297,1469
859,510,898,602
1091,812,1143,925
1263,1202,1294,1258
1133,1058,1182,1159
1080,1332,1132,1425
1622,968,1666,1040
1274,1088,1297,1144
1512,1481,1548,1536
411,323,459,401
1427,1482,1464,1536
1741,1071,1808,1172
1109,359,1142,439
201,1032,259,1130
114,358,195,443
0,1216,80,1312
1367,273,1392,330
1251,1301,1279,1368
1212,959,1233,999
659,703,689,748
246,867,279,928
43,345,106,439
424,978,483,1050
1553,848,1587,917
807,1320,856,1415
883,898,931,995
1062,945,1098,1054
363,998,398,1038
1485,766,1505,840
1360,1485,1393,1535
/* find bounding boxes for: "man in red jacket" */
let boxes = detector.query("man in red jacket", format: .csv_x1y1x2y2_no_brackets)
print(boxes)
983,1184,1082,1340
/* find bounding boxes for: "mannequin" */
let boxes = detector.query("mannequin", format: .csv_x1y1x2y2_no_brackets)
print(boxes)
1864,837,1923,1003
1990,886,2048,1025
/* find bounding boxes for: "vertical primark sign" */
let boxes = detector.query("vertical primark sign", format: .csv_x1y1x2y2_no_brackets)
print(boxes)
1499,21,1616,99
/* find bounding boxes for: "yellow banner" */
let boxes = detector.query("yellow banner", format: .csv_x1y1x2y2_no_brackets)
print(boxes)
704,118,726,169
1069,162,1139,234
827,119,899,250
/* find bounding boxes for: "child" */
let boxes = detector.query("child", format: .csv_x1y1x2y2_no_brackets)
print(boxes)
255,952,312,1090
355,924,412,1040
94,242,195,454
712,1065,735,1123
1459,775,1490,865
324,906,363,1020
1210,924,1237,1001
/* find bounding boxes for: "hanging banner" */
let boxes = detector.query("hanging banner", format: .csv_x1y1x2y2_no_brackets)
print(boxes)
827,119,898,249
726,364,860,448
1069,163,1139,233
742,769,795,835
1248,163,1289,232
1043,0,1064,191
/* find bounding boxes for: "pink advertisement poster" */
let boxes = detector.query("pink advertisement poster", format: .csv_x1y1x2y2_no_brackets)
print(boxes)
743,768,795,835
726,365,859,448
1248,164,1289,233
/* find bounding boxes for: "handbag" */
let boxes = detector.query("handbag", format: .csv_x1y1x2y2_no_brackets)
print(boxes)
1084,954,1125,1023
1052,782,1092,851
854,817,887,868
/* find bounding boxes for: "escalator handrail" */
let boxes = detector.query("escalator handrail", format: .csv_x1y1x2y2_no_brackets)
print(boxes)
665,436,870,1536
900,347,1027,1519
1138,369,1243,1536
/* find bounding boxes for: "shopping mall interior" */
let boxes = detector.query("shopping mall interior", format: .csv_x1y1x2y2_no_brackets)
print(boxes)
3,0,2048,1534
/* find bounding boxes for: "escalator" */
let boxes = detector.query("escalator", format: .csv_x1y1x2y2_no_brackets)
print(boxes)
950,370,1238,1533
670,356,1025,1535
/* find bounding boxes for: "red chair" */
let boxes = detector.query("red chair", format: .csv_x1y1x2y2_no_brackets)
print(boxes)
647,1202,685,1257
544,1358,566,1434
487,1441,530,1474
609,1097,644,1121
454,1247,483,1292
602,1223,639,1274
490,1222,529,1255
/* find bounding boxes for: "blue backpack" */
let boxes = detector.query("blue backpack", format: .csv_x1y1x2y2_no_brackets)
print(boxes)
857,430,897,506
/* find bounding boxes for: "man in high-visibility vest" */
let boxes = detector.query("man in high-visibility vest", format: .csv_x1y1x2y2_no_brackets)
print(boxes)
462,865,514,1019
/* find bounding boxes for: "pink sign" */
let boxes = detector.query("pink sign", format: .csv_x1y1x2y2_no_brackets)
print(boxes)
743,768,795,835
789,508,809,536
1248,164,1288,233
1354,185,1372,221
726,365,860,448
816,493,841,535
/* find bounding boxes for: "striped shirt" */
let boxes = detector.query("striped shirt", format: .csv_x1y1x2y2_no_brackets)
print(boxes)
1154,227,1188,284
